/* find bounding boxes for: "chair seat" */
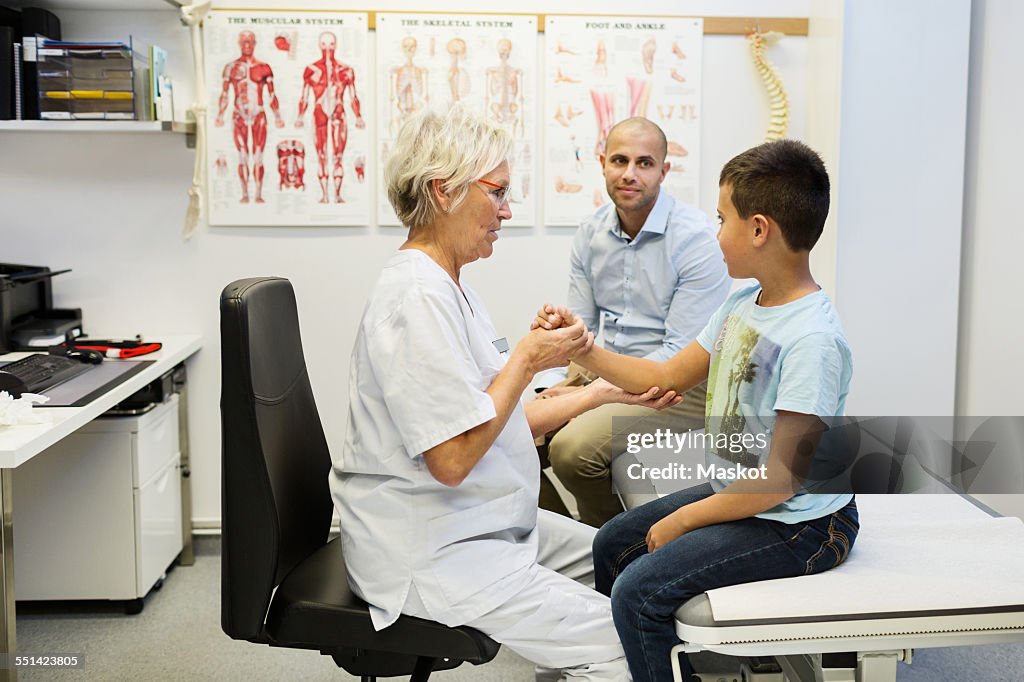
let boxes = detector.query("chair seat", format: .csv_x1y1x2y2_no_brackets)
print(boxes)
265,538,500,664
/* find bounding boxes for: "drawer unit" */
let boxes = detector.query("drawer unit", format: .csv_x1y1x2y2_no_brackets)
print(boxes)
13,395,182,607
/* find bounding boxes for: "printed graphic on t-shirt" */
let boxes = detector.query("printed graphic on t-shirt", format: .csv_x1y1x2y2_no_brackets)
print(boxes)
706,314,781,468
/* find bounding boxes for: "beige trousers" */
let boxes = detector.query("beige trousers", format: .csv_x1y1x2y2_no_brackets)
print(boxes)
544,382,706,527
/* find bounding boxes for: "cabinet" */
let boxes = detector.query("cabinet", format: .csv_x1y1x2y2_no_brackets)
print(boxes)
12,394,182,611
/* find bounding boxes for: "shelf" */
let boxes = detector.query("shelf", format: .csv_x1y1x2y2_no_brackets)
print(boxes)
0,120,194,133
1,1,179,10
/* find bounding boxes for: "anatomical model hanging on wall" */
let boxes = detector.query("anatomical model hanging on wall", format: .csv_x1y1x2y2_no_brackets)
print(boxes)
543,16,703,226
204,11,369,226
376,13,538,227
748,31,790,142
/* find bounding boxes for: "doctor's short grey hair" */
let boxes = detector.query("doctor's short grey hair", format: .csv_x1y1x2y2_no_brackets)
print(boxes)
385,106,513,229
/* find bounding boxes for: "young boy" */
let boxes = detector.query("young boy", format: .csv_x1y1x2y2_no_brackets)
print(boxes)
535,139,859,682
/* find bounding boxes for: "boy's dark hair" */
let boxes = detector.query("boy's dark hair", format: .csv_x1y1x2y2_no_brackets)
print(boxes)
719,139,830,251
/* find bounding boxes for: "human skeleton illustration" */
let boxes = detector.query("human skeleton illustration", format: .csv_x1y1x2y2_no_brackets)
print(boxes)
389,37,428,134
485,38,524,135
215,31,285,204
295,31,366,204
446,38,470,106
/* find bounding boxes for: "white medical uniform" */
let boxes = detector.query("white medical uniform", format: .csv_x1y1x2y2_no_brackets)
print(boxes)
330,249,628,680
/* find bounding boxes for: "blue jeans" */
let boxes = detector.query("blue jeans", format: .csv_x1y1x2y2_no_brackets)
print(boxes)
593,484,859,682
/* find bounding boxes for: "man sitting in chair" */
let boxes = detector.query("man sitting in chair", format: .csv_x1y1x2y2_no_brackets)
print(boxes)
538,117,731,527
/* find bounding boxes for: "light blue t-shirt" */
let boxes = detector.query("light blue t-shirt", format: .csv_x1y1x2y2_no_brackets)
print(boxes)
695,283,854,523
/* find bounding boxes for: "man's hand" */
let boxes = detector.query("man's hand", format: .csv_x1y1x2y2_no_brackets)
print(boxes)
586,378,682,410
646,510,690,552
356,116,366,129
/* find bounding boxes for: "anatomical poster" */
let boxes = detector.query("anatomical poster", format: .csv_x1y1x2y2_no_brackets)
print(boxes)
204,11,369,226
543,16,702,226
376,13,538,227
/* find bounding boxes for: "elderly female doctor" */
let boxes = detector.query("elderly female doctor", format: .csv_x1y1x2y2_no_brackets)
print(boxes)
330,106,679,680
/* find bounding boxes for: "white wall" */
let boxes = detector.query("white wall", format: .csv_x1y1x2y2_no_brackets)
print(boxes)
10,0,1019,526
958,0,1024,521
831,0,971,416
1,1,813,526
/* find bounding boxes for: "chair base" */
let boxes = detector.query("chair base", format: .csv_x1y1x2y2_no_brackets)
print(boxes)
329,648,464,680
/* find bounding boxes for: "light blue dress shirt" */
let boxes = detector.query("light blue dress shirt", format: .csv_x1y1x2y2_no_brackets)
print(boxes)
568,190,731,362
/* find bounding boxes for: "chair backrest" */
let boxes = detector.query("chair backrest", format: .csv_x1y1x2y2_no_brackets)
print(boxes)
220,277,334,641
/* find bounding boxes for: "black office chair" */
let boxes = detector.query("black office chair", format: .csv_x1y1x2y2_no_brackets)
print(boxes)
220,277,500,681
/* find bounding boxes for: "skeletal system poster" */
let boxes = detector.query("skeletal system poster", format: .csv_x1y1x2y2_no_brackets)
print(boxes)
204,11,369,226
376,13,538,227
543,16,703,225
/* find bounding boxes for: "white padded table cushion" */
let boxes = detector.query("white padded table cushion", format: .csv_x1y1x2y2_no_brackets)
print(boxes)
699,494,1024,623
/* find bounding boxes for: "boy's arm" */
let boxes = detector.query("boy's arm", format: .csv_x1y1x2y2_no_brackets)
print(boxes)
534,304,710,394
646,411,826,551
575,341,709,396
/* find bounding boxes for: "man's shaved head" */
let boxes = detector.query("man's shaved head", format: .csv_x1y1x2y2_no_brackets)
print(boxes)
605,117,667,163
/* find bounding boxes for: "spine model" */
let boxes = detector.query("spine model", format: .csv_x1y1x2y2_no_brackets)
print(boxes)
748,31,789,141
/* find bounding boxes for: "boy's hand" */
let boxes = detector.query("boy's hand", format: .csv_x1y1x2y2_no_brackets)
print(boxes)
531,304,577,331
646,510,690,552
516,318,594,374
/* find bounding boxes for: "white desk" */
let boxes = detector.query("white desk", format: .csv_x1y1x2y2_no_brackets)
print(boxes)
0,335,201,679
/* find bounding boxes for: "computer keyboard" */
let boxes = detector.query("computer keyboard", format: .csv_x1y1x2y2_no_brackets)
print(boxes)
0,353,93,393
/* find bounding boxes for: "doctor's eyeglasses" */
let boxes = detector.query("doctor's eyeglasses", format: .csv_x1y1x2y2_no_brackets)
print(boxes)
477,179,511,206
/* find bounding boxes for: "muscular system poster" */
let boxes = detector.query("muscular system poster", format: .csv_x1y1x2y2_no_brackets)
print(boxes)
376,13,538,227
204,11,369,226
543,16,703,226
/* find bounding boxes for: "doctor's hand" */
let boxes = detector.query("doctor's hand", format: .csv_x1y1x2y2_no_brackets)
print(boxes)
646,510,691,552
531,304,578,331
516,318,593,374
586,378,683,410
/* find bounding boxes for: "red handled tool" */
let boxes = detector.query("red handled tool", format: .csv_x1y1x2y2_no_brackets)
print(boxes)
69,339,163,358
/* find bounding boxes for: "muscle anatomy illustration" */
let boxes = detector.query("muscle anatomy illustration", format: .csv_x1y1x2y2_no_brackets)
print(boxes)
590,89,614,158
295,31,366,204
553,104,582,127
215,31,285,204
277,139,305,190
389,36,428,134
485,38,524,136
748,31,789,141
627,76,651,117
595,38,607,78
641,37,656,74
215,151,228,177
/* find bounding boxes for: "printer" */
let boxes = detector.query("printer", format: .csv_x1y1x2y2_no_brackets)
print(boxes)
0,263,82,354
